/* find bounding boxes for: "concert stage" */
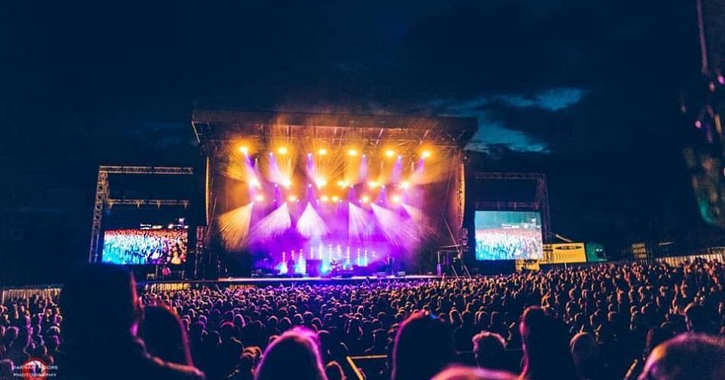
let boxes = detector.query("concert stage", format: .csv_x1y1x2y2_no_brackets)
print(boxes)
192,110,478,278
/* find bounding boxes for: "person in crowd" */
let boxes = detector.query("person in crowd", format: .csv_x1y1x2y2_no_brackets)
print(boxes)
254,327,327,380
519,307,580,380
431,366,517,380
57,264,205,380
139,304,194,366
624,326,675,380
2,260,725,380
472,331,507,371
392,311,454,380
0,359,13,380
228,353,255,380
570,332,608,380
638,334,725,380
324,361,346,380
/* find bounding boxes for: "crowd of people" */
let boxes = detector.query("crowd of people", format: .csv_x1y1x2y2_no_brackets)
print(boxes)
475,229,543,260
1,260,724,380
102,228,188,265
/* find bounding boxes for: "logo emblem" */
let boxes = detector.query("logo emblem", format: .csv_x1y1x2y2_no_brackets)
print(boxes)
21,358,49,380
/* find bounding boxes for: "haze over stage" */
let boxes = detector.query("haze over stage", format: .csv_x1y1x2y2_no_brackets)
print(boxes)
193,110,477,277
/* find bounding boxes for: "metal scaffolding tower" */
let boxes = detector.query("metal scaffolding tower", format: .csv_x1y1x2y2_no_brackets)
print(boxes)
88,166,194,263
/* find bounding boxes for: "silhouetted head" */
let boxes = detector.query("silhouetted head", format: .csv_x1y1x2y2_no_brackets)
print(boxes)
644,327,674,357
639,334,725,380
254,327,327,380
570,332,600,377
431,366,517,380
683,303,708,333
324,361,345,380
139,304,193,365
519,306,579,380
472,332,506,370
392,311,454,380
59,264,141,343
0,359,13,380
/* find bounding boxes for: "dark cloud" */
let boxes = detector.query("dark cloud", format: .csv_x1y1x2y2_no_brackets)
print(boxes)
0,0,713,278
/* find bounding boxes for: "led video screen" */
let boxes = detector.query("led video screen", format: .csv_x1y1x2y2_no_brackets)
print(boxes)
102,223,188,265
474,211,543,260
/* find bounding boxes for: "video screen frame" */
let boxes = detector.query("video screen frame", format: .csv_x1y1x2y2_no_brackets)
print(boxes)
101,222,188,265
474,211,543,260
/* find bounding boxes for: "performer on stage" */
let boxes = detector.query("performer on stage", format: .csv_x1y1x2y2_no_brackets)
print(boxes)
287,256,296,277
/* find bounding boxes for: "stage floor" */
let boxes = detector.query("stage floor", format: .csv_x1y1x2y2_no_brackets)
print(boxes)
139,274,442,287
215,274,441,285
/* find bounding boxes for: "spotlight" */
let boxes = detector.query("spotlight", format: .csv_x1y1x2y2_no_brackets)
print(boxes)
361,195,370,203
421,150,432,159
320,195,330,202
249,179,261,188
400,181,410,189
391,195,401,203
347,149,358,156
337,180,346,187
254,194,264,202
277,147,289,155
385,149,395,157
287,195,297,202
318,148,327,155
331,195,340,202
315,178,327,188
282,178,292,188
239,146,249,154
368,181,378,188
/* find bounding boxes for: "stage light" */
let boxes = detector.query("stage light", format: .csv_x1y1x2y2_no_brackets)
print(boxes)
385,149,395,157
400,181,410,189
320,195,330,202
239,146,249,154
277,147,289,155
331,195,340,202
361,195,370,203
249,179,261,188
347,149,358,156
318,148,327,155
368,181,379,188
336,180,346,187
254,194,265,202
391,195,401,203
421,150,432,159
282,178,292,188
315,177,327,188
288,195,297,202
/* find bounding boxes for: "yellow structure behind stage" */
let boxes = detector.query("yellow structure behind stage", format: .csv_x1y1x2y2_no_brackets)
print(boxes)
516,242,588,271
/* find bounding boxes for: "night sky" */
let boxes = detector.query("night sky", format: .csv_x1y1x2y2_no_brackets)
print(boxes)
0,1,718,283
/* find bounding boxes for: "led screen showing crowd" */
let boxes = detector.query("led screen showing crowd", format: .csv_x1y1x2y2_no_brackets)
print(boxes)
475,211,543,260
102,223,188,265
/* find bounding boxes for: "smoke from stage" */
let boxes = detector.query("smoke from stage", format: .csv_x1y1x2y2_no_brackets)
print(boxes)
193,111,477,276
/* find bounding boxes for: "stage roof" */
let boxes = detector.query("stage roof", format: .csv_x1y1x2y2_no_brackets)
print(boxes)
191,110,478,149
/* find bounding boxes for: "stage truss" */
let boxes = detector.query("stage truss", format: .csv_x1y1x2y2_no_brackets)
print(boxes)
192,110,477,152
88,166,194,263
